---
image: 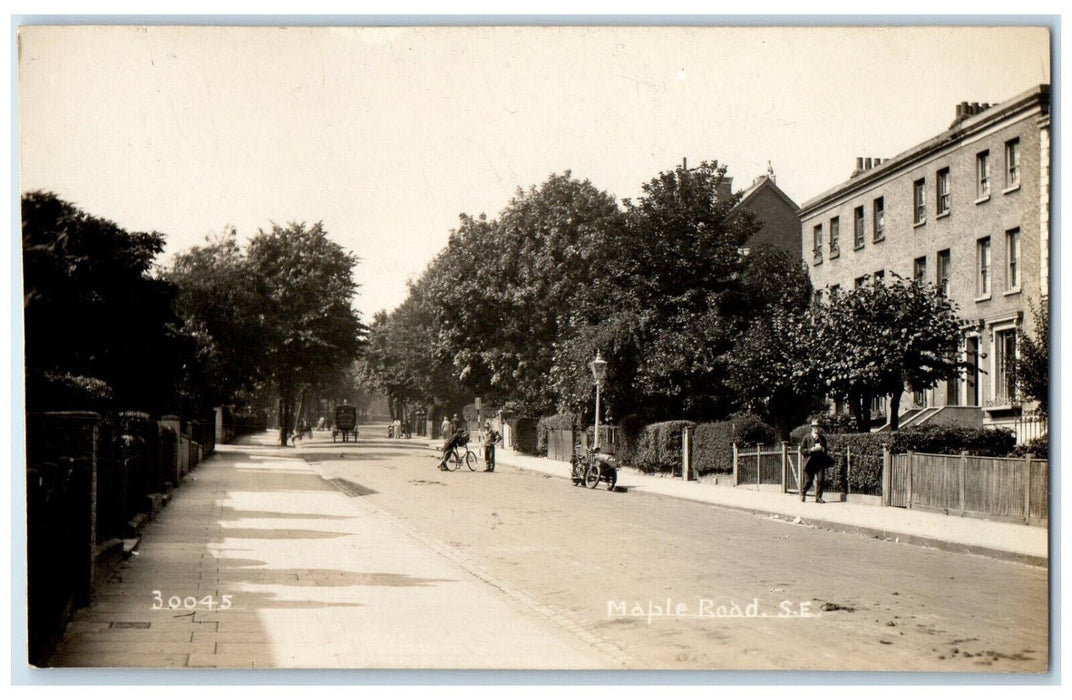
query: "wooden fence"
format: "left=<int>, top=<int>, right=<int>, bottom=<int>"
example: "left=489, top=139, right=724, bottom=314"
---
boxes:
left=885, top=450, right=1047, bottom=525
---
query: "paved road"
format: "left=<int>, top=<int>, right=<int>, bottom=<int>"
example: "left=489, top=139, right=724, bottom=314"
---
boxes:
left=308, top=428, right=1049, bottom=672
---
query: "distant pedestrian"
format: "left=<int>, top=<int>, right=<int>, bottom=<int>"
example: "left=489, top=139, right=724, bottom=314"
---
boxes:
left=440, top=416, right=451, bottom=440
left=451, top=413, right=461, bottom=434
left=800, top=419, right=830, bottom=503
left=482, top=422, right=501, bottom=472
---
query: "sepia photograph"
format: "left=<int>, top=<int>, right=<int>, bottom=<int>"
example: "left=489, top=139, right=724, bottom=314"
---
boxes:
left=13, top=19, right=1053, bottom=677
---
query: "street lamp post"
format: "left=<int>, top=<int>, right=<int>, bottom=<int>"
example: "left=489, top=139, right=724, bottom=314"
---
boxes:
left=590, top=351, right=608, bottom=450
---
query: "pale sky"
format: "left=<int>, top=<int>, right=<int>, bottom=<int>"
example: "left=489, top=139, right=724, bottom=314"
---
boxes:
left=16, top=24, right=1051, bottom=321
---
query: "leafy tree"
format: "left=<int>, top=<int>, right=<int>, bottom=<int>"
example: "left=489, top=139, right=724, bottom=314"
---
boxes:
left=169, top=221, right=367, bottom=445
left=421, top=174, right=625, bottom=417
left=1016, top=299, right=1049, bottom=415
left=613, top=160, right=762, bottom=419
left=168, top=228, right=267, bottom=411
left=22, top=191, right=191, bottom=415
left=819, top=276, right=965, bottom=431
left=728, top=307, right=826, bottom=440
left=244, top=222, right=367, bottom=445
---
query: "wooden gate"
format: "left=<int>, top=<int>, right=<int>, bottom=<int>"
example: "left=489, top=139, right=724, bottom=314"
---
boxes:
left=888, top=453, right=910, bottom=508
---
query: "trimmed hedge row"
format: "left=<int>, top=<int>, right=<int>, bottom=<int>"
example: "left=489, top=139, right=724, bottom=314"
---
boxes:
left=632, top=420, right=695, bottom=474
left=692, top=414, right=779, bottom=476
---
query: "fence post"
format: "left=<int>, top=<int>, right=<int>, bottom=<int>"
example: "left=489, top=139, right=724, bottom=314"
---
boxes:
left=796, top=446, right=803, bottom=495
left=959, top=451, right=968, bottom=516
left=1024, top=453, right=1034, bottom=524
left=781, top=441, right=789, bottom=494
left=906, top=450, right=914, bottom=509
left=882, top=446, right=890, bottom=506
left=756, top=445, right=761, bottom=489
left=732, top=443, right=738, bottom=486
left=681, top=425, right=690, bottom=481
left=845, top=446, right=851, bottom=502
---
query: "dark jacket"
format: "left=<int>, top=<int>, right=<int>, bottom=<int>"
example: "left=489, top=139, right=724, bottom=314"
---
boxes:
left=800, top=431, right=831, bottom=473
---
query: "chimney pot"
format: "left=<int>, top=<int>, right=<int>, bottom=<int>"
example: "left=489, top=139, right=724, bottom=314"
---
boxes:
left=864, top=157, right=872, bottom=169
left=856, top=157, right=864, bottom=169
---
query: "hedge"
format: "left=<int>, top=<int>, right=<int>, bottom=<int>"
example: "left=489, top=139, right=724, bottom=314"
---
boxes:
left=809, top=426, right=1020, bottom=495
left=632, top=420, right=695, bottom=474
left=511, top=417, right=540, bottom=456
left=691, top=413, right=778, bottom=476
left=616, top=414, right=646, bottom=463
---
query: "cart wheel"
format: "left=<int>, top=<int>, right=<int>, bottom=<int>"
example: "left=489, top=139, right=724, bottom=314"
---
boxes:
left=466, top=450, right=478, bottom=471
left=605, top=468, right=617, bottom=491
left=584, top=464, right=601, bottom=489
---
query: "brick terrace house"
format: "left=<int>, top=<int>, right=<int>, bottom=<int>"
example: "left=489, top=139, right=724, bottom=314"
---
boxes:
left=797, top=85, right=1050, bottom=439
left=732, top=165, right=802, bottom=258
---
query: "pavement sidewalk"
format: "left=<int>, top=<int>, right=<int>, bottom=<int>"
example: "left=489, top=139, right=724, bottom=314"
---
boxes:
left=45, top=432, right=612, bottom=669
left=423, top=438, right=1048, bottom=567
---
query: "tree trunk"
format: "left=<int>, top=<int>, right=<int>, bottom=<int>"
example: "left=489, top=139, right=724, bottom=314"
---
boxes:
left=860, top=391, right=873, bottom=432
left=888, top=389, right=903, bottom=431
left=277, top=385, right=294, bottom=447
left=850, top=392, right=867, bottom=432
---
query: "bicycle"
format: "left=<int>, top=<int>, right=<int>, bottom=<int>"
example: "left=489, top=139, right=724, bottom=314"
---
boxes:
left=441, top=443, right=479, bottom=471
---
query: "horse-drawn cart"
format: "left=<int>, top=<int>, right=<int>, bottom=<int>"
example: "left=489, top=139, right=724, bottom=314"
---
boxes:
left=332, top=404, right=359, bottom=442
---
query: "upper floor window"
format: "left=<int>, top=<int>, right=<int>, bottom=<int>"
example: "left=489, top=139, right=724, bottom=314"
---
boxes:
left=913, top=256, right=927, bottom=285
left=812, top=224, right=823, bottom=262
left=829, top=216, right=840, bottom=256
left=854, top=275, right=868, bottom=289
left=873, top=197, right=885, bottom=241
left=976, top=150, right=990, bottom=199
left=936, top=249, right=951, bottom=297
left=1006, top=228, right=1021, bottom=291
left=937, top=168, right=951, bottom=216
left=873, top=269, right=885, bottom=286
left=913, top=178, right=926, bottom=224
left=1005, top=138, right=1021, bottom=190
left=853, top=206, right=865, bottom=249
left=977, top=237, right=991, bottom=297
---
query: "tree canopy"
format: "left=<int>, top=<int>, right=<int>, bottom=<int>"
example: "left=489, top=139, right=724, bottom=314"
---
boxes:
left=22, top=191, right=191, bottom=415
left=169, top=222, right=367, bottom=444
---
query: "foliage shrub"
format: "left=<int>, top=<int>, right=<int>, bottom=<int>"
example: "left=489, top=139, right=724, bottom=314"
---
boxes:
left=512, top=417, right=539, bottom=456
left=616, top=414, right=646, bottom=464
left=25, top=371, right=115, bottom=414
left=796, top=425, right=1022, bottom=494
left=1009, top=435, right=1048, bottom=459
left=688, top=413, right=777, bottom=476
left=536, top=413, right=579, bottom=456
left=632, top=420, right=695, bottom=474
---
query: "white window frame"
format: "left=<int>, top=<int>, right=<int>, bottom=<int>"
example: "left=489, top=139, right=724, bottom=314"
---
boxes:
left=913, top=179, right=926, bottom=225
left=1005, top=228, right=1021, bottom=293
left=976, top=237, right=991, bottom=300
left=976, top=150, right=990, bottom=201
left=873, top=196, right=885, bottom=241
left=991, top=323, right=1018, bottom=405
left=1004, top=138, right=1021, bottom=191
left=937, top=167, right=951, bottom=216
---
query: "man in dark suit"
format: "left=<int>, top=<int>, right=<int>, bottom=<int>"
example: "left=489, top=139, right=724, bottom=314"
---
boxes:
left=800, top=419, right=830, bottom=503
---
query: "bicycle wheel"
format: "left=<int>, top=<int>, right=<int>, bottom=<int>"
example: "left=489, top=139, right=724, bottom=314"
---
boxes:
left=584, top=464, right=601, bottom=489
left=465, top=449, right=478, bottom=471
left=445, top=450, right=460, bottom=471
